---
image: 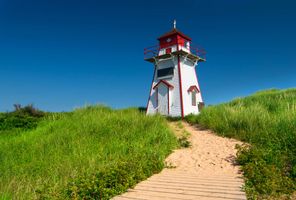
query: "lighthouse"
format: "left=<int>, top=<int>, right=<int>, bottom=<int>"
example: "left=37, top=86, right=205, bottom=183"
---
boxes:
left=145, top=21, right=206, bottom=118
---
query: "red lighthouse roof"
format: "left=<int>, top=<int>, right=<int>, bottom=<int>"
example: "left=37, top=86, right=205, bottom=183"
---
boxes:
left=158, top=28, right=191, bottom=41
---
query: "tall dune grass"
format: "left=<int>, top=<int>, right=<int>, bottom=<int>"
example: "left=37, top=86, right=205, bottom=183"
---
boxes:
left=185, top=89, right=296, bottom=198
left=0, top=106, right=177, bottom=199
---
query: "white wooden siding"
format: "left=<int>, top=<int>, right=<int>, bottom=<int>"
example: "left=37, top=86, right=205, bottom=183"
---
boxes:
left=147, top=55, right=202, bottom=117
left=181, top=58, right=203, bottom=116
left=147, top=57, right=181, bottom=117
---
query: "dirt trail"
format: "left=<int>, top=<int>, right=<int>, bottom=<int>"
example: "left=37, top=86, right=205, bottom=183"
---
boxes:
left=113, top=122, right=246, bottom=200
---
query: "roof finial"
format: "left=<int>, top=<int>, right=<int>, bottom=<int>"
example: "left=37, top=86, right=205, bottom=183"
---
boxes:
left=173, top=19, right=176, bottom=29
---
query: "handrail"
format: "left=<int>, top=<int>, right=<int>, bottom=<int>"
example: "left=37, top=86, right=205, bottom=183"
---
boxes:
left=144, top=42, right=206, bottom=60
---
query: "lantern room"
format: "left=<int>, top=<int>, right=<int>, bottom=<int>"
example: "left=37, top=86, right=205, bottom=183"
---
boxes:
left=157, top=28, right=192, bottom=56
left=144, top=22, right=206, bottom=63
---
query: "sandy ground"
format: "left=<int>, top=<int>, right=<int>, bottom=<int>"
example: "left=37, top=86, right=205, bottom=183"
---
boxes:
left=113, top=122, right=246, bottom=200
left=164, top=122, right=244, bottom=177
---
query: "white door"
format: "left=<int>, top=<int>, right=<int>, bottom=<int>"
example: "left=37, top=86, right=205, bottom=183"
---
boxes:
left=157, top=84, right=168, bottom=115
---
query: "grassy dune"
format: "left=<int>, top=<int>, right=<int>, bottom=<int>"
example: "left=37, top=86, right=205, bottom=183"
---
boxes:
left=186, top=89, right=296, bottom=199
left=0, top=106, right=177, bottom=199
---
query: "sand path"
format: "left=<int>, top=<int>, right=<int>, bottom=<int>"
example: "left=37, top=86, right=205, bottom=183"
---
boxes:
left=113, top=122, right=246, bottom=200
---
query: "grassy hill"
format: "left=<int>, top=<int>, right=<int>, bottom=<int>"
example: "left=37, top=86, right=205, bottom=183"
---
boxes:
left=186, top=89, right=296, bottom=199
left=0, top=106, right=178, bottom=199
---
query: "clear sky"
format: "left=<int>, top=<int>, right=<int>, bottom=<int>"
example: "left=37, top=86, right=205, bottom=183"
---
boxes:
left=0, top=0, right=295, bottom=112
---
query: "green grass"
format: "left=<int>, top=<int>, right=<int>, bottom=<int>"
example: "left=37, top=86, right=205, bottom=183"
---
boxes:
left=185, top=88, right=296, bottom=199
left=0, top=106, right=178, bottom=199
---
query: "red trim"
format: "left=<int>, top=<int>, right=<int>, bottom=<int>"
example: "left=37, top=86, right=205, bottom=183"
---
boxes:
left=187, top=85, right=200, bottom=93
left=146, top=65, right=156, bottom=114
left=167, top=87, right=170, bottom=115
left=177, top=55, right=184, bottom=118
left=153, top=80, right=174, bottom=90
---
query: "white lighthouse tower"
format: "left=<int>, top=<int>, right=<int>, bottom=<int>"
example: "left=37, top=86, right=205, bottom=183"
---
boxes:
left=145, top=21, right=206, bottom=118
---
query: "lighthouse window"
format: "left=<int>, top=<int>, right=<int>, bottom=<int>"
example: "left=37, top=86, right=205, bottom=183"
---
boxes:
left=191, top=91, right=197, bottom=106
left=185, top=41, right=190, bottom=49
left=157, top=67, right=174, bottom=78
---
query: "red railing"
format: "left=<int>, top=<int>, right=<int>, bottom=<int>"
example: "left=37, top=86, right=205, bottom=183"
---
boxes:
left=190, top=45, right=207, bottom=60
left=144, top=42, right=206, bottom=60
left=144, top=45, right=160, bottom=59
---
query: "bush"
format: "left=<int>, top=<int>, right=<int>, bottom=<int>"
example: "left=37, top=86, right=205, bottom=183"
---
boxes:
left=65, top=161, right=148, bottom=199
left=0, top=104, right=45, bottom=131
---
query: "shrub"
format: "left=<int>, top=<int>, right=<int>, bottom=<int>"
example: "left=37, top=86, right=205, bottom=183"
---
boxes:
left=0, top=104, right=45, bottom=131
left=65, top=161, right=147, bottom=199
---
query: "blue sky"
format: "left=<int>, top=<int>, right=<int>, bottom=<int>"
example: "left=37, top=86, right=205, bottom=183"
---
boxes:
left=0, top=0, right=295, bottom=111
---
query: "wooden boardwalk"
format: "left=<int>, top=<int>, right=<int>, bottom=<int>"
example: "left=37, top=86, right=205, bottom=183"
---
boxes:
left=113, top=171, right=246, bottom=200
left=113, top=123, right=246, bottom=200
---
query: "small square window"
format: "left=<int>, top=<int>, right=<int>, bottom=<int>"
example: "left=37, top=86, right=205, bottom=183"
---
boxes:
left=166, top=48, right=172, bottom=54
